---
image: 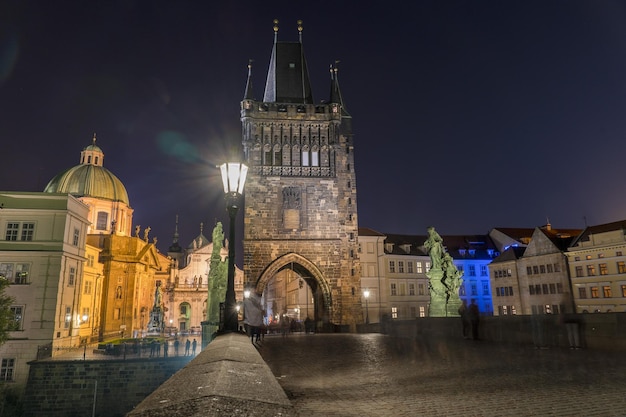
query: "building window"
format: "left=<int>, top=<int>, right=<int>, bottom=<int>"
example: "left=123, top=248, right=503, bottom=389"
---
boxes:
left=617, top=251, right=623, bottom=257
left=73, top=228, right=80, bottom=246
left=390, top=283, right=397, bottom=296
left=87, top=254, right=95, bottom=268
left=526, top=266, right=532, bottom=275
left=418, top=283, right=424, bottom=295
left=96, top=212, right=108, bottom=230
left=407, top=262, right=414, bottom=274
left=587, top=265, right=596, bottom=276
left=419, top=306, right=425, bottom=317
left=547, top=264, right=553, bottom=273
left=471, top=283, right=477, bottom=296
left=575, top=266, right=583, bottom=277
left=68, top=267, right=76, bottom=286
left=618, top=261, right=626, bottom=274
left=533, top=266, right=539, bottom=274
left=621, top=285, right=626, bottom=297
left=586, top=255, right=592, bottom=260
left=84, top=280, right=92, bottom=295
left=599, top=263, right=608, bottom=275
left=549, top=283, right=556, bottom=294
left=603, top=286, right=612, bottom=298
left=529, top=285, right=535, bottom=295
left=5, top=222, right=34, bottom=241
left=535, top=284, right=541, bottom=294
left=391, top=307, right=397, bottom=319
left=554, top=263, right=561, bottom=272
left=579, top=287, right=587, bottom=299
left=8, top=306, right=23, bottom=331
left=5, top=223, right=18, bottom=241
left=425, top=262, right=430, bottom=273
left=540, top=265, right=546, bottom=274
left=468, top=265, right=476, bottom=277
left=542, top=284, right=549, bottom=294
left=398, top=261, right=404, bottom=273
left=416, top=262, right=423, bottom=273
left=480, top=265, right=488, bottom=276
left=599, top=253, right=605, bottom=258
left=409, top=283, right=415, bottom=296
left=389, top=261, right=395, bottom=273
left=64, top=307, right=71, bottom=328
left=591, top=287, right=599, bottom=298
left=0, top=359, right=15, bottom=381
left=483, top=282, right=490, bottom=295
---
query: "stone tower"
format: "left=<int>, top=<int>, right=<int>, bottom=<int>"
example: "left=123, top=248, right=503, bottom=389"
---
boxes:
left=241, top=20, right=362, bottom=330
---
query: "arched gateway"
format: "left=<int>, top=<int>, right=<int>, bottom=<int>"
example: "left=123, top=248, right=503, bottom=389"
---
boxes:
left=241, top=21, right=363, bottom=331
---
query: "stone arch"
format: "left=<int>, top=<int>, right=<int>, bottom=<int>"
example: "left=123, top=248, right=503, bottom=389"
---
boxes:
left=252, top=252, right=332, bottom=325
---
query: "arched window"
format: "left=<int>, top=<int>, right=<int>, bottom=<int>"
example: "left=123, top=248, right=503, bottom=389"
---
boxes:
left=302, top=146, right=310, bottom=167
left=96, top=212, right=108, bottom=230
left=311, top=146, right=319, bottom=167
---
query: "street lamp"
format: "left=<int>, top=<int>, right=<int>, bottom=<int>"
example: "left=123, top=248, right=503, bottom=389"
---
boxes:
left=363, top=290, right=370, bottom=324
left=219, top=162, right=248, bottom=333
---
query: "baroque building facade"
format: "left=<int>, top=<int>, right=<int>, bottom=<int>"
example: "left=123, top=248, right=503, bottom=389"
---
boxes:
left=241, top=22, right=362, bottom=330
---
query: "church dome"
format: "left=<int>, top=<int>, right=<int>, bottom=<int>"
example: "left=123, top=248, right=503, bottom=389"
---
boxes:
left=44, top=135, right=130, bottom=205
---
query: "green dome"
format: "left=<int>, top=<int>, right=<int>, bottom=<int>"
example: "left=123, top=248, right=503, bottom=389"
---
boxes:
left=44, top=165, right=129, bottom=204
left=43, top=135, right=130, bottom=205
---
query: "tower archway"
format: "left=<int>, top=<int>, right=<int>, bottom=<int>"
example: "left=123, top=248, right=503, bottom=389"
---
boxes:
left=251, top=253, right=332, bottom=330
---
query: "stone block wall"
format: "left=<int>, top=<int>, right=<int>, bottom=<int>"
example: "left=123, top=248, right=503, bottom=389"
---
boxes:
left=386, top=312, right=626, bottom=350
left=22, top=357, right=190, bottom=417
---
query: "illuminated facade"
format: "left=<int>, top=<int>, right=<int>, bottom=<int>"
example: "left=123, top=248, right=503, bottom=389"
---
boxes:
left=0, top=192, right=91, bottom=387
left=565, top=219, right=626, bottom=313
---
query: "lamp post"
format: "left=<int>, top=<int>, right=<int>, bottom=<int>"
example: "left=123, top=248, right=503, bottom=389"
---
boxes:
left=219, top=162, right=248, bottom=333
left=363, top=290, right=370, bottom=324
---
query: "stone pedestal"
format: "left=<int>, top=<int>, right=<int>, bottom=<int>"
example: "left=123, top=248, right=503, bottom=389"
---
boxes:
left=427, top=269, right=448, bottom=317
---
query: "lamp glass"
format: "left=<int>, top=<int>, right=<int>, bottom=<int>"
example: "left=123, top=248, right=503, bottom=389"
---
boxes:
left=219, top=162, right=249, bottom=194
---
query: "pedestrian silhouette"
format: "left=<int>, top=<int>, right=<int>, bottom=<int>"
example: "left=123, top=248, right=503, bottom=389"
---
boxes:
left=468, top=299, right=480, bottom=340
left=191, top=338, right=197, bottom=355
left=163, top=340, right=169, bottom=357
left=185, top=339, right=191, bottom=356
left=174, top=339, right=180, bottom=356
left=458, top=300, right=470, bottom=339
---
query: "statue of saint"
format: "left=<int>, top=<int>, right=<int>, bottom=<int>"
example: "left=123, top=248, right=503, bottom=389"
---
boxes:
left=424, top=226, right=444, bottom=270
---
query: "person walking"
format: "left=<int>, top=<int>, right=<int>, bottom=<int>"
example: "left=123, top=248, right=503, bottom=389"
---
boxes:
left=163, top=340, right=169, bottom=357
left=173, top=339, right=180, bottom=356
left=191, top=338, right=197, bottom=355
left=184, top=339, right=191, bottom=356
left=458, top=300, right=470, bottom=339
left=468, top=299, right=480, bottom=340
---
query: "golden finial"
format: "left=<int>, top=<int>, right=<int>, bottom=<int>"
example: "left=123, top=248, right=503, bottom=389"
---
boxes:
left=273, top=19, right=279, bottom=33
left=92, top=132, right=97, bottom=145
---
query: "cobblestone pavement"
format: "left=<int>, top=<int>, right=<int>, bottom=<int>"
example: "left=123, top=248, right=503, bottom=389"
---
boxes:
left=257, top=333, right=626, bottom=417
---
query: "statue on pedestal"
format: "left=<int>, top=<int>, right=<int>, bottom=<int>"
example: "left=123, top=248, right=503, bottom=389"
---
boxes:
left=147, top=281, right=164, bottom=334
left=424, top=227, right=464, bottom=317
left=205, top=223, right=227, bottom=338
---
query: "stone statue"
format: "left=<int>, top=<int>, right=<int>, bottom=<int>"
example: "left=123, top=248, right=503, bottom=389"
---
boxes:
left=424, top=227, right=463, bottom=317
left=147, top=281, right=164, bottom=334
left=143, top=226, right=151, bottom=242
left=205, top=222, right=227, bottom=337
left=135, top=225, right=141, bottom=238
left=424, top=226, right=444, bottom=271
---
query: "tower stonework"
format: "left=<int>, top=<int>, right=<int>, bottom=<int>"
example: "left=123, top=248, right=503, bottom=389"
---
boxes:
left=241, top=22, right=362, bottom=330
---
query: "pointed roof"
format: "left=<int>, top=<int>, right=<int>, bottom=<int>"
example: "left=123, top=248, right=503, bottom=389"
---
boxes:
left=243, top=59, right=254, bottom=100
left=329, top=63, right=350, bottom=115
left=187, top=222, right=210, bottom=250
left=263, top=19, right=313, bottom=104
left=168, top=214, right=182, bottom=253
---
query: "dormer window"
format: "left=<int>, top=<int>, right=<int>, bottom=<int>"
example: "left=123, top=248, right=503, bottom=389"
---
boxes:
left=459, top=249, right=467, bottom=256
left=468, top=249, right=476, bottom=257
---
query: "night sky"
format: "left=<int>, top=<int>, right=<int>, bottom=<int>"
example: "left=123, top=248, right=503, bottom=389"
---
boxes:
left=2, top=1, right=626, bottom=255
